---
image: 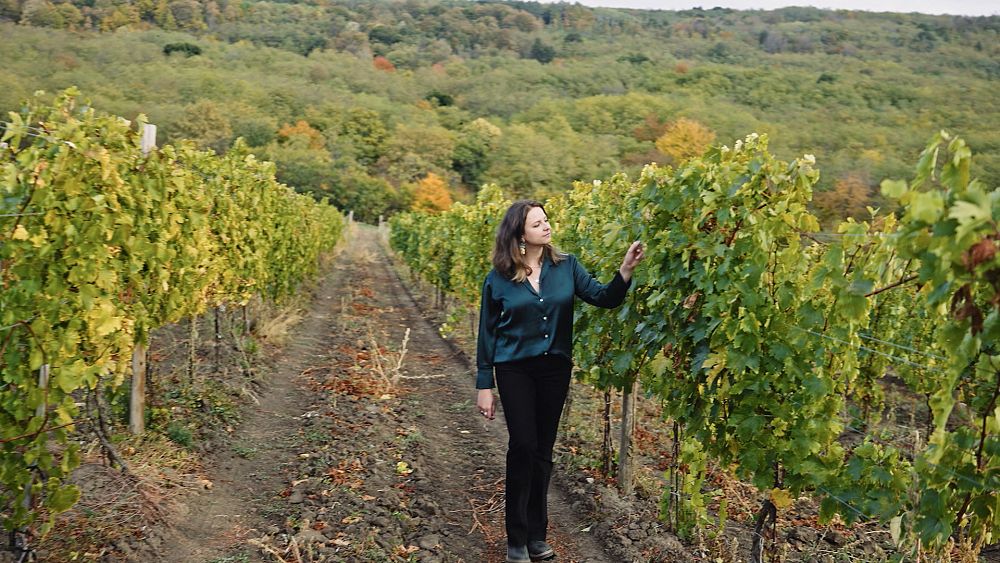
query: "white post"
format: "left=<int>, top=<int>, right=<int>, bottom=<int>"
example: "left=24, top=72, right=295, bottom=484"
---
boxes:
left=141, top=124, right=157, bottom=156
left=36, top=364, right=49, bottom=419
left=130, top=123, right=156, bottom=435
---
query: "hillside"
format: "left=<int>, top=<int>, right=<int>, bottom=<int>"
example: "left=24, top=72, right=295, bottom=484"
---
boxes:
left=1, top=0, right=997, bottom=221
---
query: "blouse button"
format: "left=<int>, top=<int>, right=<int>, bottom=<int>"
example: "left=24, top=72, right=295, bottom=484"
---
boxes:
left=539, top=298, right=544, bottom=302
left=544, top=334, right=549, bottom=338
left=543, top=316, right=548, bottom=320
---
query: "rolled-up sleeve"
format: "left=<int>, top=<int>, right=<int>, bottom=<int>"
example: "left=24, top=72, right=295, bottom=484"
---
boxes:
left=571, top=256, right=631, bottom=308
left=476, top=274, right=501, bottom=389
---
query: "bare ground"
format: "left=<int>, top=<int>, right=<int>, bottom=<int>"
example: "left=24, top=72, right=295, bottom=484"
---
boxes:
left=136, top=223, right=617, bottom=563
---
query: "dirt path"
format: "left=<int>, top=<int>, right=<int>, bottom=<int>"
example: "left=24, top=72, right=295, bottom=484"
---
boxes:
left=150, top=223, right=614, bottom=563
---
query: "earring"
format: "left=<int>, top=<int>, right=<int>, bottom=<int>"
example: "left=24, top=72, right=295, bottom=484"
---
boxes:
left=519, top=240, right=526, bottom=256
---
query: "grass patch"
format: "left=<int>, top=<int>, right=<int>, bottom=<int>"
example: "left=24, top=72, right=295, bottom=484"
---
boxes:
left=166, top=422, right=194, bottom=448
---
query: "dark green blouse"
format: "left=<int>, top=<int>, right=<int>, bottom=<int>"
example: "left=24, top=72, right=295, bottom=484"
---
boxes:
left=476, top=253, right=631, bottom=389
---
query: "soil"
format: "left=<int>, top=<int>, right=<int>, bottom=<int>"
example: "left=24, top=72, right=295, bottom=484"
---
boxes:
left=129, top=223, right=620, bottom=563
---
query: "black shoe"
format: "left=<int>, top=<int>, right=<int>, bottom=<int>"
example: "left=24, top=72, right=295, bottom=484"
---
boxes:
left=506, top=543, right=531, bottom=563
left=528, top=540, right=555, bottom=561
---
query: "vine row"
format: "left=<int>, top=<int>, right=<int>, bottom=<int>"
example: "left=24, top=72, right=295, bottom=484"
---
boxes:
left=0, top=89, right=345, bottom=533
left=389, top=131, right=998, bottom=559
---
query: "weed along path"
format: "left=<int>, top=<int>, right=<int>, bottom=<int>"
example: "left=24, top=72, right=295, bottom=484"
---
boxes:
left=152, top=223, right=614, bottom=563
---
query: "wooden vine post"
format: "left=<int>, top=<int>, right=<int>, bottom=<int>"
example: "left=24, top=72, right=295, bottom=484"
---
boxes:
left=617, top=377, right=638, bottom=495
left=129, top=123, right=156, bottom=435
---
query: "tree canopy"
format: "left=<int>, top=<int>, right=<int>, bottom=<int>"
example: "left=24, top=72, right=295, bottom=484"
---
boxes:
left=2, top=1, right=996, bottom=221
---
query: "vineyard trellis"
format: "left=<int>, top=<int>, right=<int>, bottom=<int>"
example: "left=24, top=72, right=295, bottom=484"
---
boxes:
left=0, top=89, right=345, bottom=548
left=389, top=131, right=998, bottom=561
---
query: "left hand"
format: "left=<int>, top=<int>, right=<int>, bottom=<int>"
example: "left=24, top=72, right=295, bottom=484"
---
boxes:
left=619, top=241, right=645, bottom=282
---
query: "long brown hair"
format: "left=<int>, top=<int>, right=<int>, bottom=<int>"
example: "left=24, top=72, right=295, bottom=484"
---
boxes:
left=493, top=200, right=564, bottom=282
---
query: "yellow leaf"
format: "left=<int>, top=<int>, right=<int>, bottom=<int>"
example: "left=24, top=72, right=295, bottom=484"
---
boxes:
left=770, top=488, right=793, bottom=510
left=11, top=224, right=29, bottom=240
left=87, top=300, right=122, bottom=338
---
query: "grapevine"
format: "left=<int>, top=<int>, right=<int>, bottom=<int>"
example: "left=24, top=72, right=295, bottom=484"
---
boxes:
left=389, top=130, right=998, bottom=559
left=0, top=89, right=344, bottom=533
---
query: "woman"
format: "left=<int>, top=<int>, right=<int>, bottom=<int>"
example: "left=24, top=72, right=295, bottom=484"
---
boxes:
left=476, top=200, right=644, bottom=563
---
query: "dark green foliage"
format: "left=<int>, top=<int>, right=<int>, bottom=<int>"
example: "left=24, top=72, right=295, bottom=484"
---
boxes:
left=163, top=42, right=202, bottom=56
left=425, top=91, right=454, bottom=107
left=232, top=117, right=277, bottom=148
left=618, top=53, right=650, bottom=64
left=368, top=25, right=402, bottom=45
left=528, top=38, right=555, bottom=63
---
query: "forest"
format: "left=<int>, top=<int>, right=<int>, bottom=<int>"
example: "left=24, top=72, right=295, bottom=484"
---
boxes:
left=1, top=0, right=997, bottom=222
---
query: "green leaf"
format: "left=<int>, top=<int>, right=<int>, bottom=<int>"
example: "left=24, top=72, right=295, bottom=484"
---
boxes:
left=948, top=199, right=990, bottom=225
left=819, top=496, right=839, bottom=523
left=802, top=374, right=829, bottom=399
left=47, top=484, right=80, bottom=513
left=29, top=346, right=44, bottom=371
left=53, top=361, right=85, bottom=394
left=880, top=179, right=908, bottom=199
left=908, top=191, right=945, bottom=224
left=648, top=353, right=670, bottom=378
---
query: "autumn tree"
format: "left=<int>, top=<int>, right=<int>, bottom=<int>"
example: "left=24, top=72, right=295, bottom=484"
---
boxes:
left=812, top=172, right=873, bottom=227
left=278, top=120, right=325, bottom=150
left=632, top=113, right=670, bottom=142
left=410, top=172, right=453, bottom=213
left=154, top=0, right=176, bottom=29
left=165, top=0, right=206, bottom=31
left=654, top=117, right=715, bottom=164
left=20, top=0, right=62, bottom=27
left=100, top=6, right=139, bottom=30
left=373, top=55, right=396, bottom=72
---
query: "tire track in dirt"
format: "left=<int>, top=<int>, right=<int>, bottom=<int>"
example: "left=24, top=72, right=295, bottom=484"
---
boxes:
left=146, top=254, right=353, bottom=562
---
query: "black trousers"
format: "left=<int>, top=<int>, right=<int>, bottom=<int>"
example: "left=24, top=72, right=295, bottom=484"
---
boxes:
left=495, top=354, right=572, bottom=546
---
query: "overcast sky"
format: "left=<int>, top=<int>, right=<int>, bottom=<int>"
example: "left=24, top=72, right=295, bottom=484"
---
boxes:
left=533, top=0, right=999, bottom=17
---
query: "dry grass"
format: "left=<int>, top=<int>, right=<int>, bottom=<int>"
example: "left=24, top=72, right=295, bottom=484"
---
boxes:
left=257, top=307, right=305, bottom=345
left=37, top=434, right=202, bottom=560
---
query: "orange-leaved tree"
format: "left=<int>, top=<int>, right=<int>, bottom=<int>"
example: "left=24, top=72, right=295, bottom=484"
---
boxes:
left=278, top=120, right=325, bottom=150
left=655, top=117, right=715, bottom=164
left=812, top=172, right=873, bottom=227
left=373, top=55, right=396, bottom=72
left=410, top=173, right=453, bottom=213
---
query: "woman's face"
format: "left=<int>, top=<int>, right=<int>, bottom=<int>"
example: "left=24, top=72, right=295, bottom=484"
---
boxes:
left=522, top=206, right=552, bottom=247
